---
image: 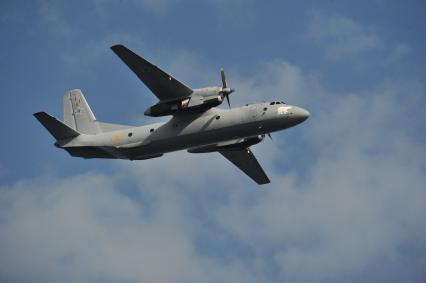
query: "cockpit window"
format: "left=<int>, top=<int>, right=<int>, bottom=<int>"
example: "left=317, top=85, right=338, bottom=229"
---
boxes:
left=276, top=101, right=281, bottom=104
left=270, top=102, right=275, bottom=105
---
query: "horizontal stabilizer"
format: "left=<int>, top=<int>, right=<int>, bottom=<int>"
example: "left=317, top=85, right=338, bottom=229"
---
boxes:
left=34, top=112, right=80, bottom=140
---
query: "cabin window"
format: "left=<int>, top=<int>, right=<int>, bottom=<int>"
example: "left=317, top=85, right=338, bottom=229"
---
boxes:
left=216, top=115, right=221, bottom=120
left=128, top=132, right=133, bottom=137
left=263, top=107, right=268, bottom=111
left=150, top=128, right=154, bottom=132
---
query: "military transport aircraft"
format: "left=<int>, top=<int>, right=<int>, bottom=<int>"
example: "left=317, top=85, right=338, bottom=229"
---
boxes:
left=34, top=45, right=309, bottom=184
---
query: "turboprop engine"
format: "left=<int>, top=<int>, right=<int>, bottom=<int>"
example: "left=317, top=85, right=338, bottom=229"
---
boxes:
left=143, top=92, right=223, bottom=117
left=144, top=68, right=234, bottom=117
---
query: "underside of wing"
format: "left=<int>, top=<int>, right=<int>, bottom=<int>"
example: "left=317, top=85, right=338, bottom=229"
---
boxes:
left=111, top=44, right=193, bottom=101
left=219, top=148, right=270, bottom=185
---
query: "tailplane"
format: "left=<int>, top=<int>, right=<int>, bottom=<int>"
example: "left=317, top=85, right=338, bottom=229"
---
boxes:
left=63, top=89, right=100, bottom=134
left=35, top=89, right=132, bottom=140
left=34, top=112, right=80, bottom=140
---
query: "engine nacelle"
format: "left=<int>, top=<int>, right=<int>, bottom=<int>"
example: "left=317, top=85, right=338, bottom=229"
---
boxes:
left=223, top=135, right=265, bottom=149
left=144, top=94, right=224, bottom=117
left=188, top=135, right=265, bottom=153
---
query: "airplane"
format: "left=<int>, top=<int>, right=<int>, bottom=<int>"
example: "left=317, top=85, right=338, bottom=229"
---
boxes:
left=34, top=45, right=309, bottom=185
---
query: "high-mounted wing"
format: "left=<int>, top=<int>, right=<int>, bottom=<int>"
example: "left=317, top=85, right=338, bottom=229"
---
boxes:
left=219, top=148, right=270, bottom=185
left=111, top=44, right=193, bottom=101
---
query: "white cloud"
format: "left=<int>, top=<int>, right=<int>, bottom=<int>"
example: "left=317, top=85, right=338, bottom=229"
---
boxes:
left=307, top=13, right=381, bottom=60
left=232, top=59, right=320, bottom=106
left=213, top=61, right=426, bottom=282
left=387, top=42, right=412, bottom=63
left=60, top=33, right=145, bottom=71
left=0, top=172, right=258, bottom=283
left=1, top=56, right=426, bottom=283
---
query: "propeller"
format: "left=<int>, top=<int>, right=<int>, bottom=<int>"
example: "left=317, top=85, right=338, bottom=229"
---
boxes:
left=219, top=68, right=234, bottom=108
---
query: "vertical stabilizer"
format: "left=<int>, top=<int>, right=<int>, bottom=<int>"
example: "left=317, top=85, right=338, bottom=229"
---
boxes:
left=63, top=89, right=100, bottom=134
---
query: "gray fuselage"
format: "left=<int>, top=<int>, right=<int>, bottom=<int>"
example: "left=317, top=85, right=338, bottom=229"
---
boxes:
left=60, top=102, right=309, bottom=160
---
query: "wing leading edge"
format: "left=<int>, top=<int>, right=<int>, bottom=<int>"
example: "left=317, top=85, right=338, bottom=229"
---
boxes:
left=111, top=45, right=193, bottom=101
left=219, top=148, right=270, bottom=185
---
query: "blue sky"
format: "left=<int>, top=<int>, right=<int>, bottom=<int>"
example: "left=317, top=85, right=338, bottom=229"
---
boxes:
left=1, top=1, right=426, bottom=282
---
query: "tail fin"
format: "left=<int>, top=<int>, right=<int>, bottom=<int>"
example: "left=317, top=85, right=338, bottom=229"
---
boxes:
left=63, top=89, right=100, bottom=134
left=34, top=112, right=80, bottom=140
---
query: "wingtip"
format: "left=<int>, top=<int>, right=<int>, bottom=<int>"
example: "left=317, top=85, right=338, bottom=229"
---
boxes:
left=257, top=175, right=271, bottom=185
left=110, top=44, right=124, bottom=51
left=33, top=111, right=45, bottom=117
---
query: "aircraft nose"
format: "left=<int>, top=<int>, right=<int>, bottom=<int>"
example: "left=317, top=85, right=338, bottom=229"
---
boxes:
left=293, top=107, right=310, bottom=123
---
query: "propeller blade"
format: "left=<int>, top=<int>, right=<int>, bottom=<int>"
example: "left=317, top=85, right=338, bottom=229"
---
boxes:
left=220, top=68, right=234, bottom=108
left=220, top=68, right=227, bottom=88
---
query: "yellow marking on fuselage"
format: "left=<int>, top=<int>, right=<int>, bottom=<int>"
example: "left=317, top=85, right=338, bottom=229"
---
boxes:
left=111, top=134, right=123, bottom=142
